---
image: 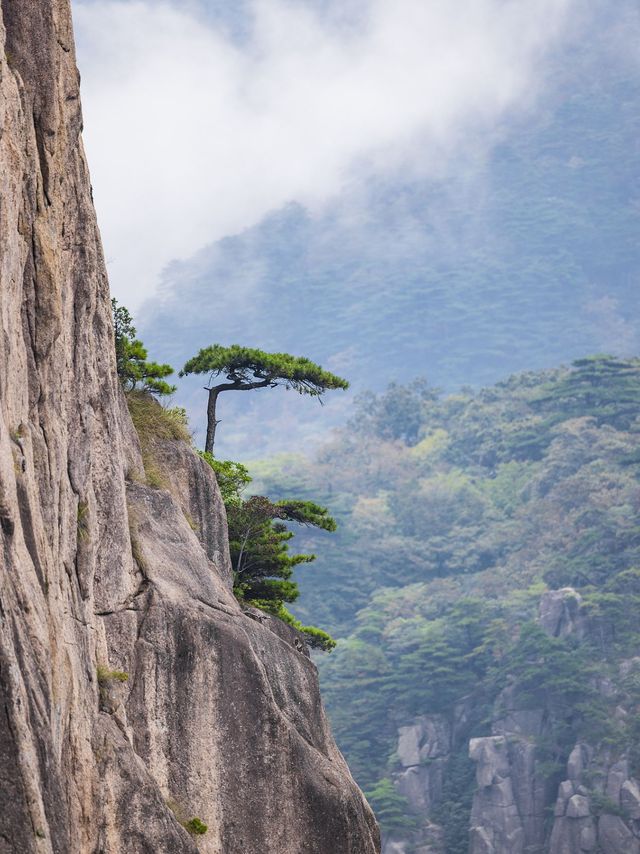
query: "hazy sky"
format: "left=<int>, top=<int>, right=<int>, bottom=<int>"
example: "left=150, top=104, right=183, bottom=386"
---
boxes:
left=73, top=0, right=576, bottom=308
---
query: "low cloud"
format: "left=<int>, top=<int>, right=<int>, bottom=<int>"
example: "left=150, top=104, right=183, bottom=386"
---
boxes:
left=73, top=0, right=574, bottom=306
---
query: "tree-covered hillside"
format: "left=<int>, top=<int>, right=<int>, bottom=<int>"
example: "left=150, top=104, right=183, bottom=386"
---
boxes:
left=249, top=355, right=640, bottom=851
left=139, top=8, right=640, bottom=458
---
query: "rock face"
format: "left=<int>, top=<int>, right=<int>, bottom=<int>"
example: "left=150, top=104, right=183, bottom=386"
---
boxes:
left=383, top=588, right=640, bottom=854
left=548, top=751, right=640, bottom=854
left=0, top=3, right=380, bottom=852
left=382, top=716, right=450, bottom=854
left=395, top=715, right=450, bottom=816
left=468, top=589, right=640, bottom=854
left=468, top=703, right=551, bottom=854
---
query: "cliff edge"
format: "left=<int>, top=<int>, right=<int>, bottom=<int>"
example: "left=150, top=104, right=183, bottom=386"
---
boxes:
left=0, top=2, right=380, bottom=852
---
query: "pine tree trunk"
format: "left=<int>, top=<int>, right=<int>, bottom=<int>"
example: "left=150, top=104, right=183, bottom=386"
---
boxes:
left=205, top=388, right=220, bottom=453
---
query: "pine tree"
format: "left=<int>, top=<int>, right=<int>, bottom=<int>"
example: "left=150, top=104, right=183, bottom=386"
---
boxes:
left=180, top=344, right=348, bottom=451
left=112, top=299, right=176, bottom=396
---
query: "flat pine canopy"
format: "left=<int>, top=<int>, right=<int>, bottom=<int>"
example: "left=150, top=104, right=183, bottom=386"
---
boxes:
left=180, top=345, right=349, bottom=396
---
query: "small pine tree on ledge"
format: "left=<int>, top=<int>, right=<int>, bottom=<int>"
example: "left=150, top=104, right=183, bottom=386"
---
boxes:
left=199, top=453, right=337, bottom=651
left=112, top=299, right=176, bottom=396
left=180, top=344, right=348, bottom=452
left=107, top=313, right=341, bottom=650
left=229, top=496, right=337, bottom=651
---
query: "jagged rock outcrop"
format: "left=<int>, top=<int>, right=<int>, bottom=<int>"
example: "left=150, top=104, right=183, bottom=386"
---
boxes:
left=468, top=714, right=549, bottom=854
left=0, top=3, right=379, bottom=852
left=469, top=589, right=640, bottom=854
left=548, top=717, right=640, bottom=854
left=382, top=716, right=450, bottom=854
left=383, top=587, right=640, bottom=854
left=538, top=587, right=584, bottom=640
left=470, top=727, right=640, bottom=854
left=395, top=715, right=450, bottom=816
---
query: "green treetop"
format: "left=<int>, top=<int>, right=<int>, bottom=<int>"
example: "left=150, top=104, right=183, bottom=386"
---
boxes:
left=180, top=344, right=349, bottom=452
left=227, top=495, right=337, bottom=651
left=198, top=452, right=337, bottom=651
left=112, top=299, right=176, bottom=396
left=533, top=354, right=640, bottom=429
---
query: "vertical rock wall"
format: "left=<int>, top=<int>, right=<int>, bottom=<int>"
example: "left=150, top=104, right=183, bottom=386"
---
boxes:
left=468, top=590, right=640, bottom=854
left=382, top=589, right=640, bottom=854
left=0, top=2, right=379, bottom=852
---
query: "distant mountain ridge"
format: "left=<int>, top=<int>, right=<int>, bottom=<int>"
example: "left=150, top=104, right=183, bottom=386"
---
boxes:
left=140, top=5, right=640, bottom=458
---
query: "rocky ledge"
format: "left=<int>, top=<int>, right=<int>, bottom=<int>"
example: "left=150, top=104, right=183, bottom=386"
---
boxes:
left=0, top=2, right=379, bottom=851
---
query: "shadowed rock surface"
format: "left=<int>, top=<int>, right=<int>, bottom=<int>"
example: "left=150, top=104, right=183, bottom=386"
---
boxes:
left=0, top=2, right=379, bottom=852
left=381, top=589, right=640, bottom=854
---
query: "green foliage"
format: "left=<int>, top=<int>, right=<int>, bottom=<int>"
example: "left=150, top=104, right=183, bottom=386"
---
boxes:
left=296, top=623, right=336, bottom=652
left=205, top=460, right=338, bottom=651
left=365, top=779, right=418, bottom=835
left=349, top=380, right=439, bottom=446
left=493, top=622, right=593, bottom=712
left=255, top=360, right=640, bottom=637
left=184, top=817, right=208, bottom=836
left=126, top=391, right=191, bottom=488
left=532, top=355, right=640, bottom=431
left=627, top=712, right=640, bottom=779
left=228, top=495, right=336, bottom=613
left=180, top=344, right=348, bottom=396
left=181, top=344, right=348, bottom=451
left=365, top=597, right=493, bottom=722
left=489, top=622, right=615, bottom=763
left=166, top=801, right=208, bottom=836
left=126, top=392, right=191, bottom=443
left=589, top=792, right=629, bottom=819
left=251, top=358, right=640, bottom=841
left=77, top=500, right=89, bottom=541
left=275, top=605, right=336, bottom=651
left=198, top=452, right=251, bottom=506
left=582, top=568, right=640, bottom=656
left=431, top=748, right=476, bottom=854
left=112, top=299, right=176, bottom=396
left=274, top=500, right=337, bottom=532
left=96, top=666, right=129, bottom=685
left=317, top=638, right=395, bottom=786
left=480, top=461, right=536, bottom=517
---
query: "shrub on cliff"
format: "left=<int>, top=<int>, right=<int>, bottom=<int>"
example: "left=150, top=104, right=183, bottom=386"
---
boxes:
left=228, top=496, right=334, bottom=606
left=227, top=496, right=337, bottom=651
left=127, top=392, right=190, bottom=487
left=112, top=299, right=176, bottom=396
left=199, top=452, right=336, bottom=650
left=364, top=778, right=417, bottom=834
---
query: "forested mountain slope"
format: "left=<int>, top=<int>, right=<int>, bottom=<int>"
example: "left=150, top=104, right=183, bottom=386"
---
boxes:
left=139, top=4, right=640, bottom=458
left=250, top=355, right=640, bottom=853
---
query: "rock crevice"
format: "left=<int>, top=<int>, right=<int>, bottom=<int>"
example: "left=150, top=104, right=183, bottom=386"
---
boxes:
left=0, top=3, right=380, bottom=852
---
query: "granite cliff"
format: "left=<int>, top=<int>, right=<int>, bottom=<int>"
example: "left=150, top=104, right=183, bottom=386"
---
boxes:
left=467, top=589, right=640, bottom=854
left=0, top=2, right=379, bottom=852
left=382, top=589, right=640, bottom=854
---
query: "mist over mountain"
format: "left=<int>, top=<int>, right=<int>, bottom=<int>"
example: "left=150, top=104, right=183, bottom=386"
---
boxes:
left=134, top=1, right=639, bottom=458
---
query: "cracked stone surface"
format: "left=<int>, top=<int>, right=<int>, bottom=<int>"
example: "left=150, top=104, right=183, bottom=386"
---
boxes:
left=468, top=595, right=640, bottom=854
left=0, top=2, right=380, bottom=852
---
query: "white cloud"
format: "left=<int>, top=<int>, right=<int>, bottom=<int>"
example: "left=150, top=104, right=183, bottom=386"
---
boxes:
left=73, top=0, right=574, bottom=307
